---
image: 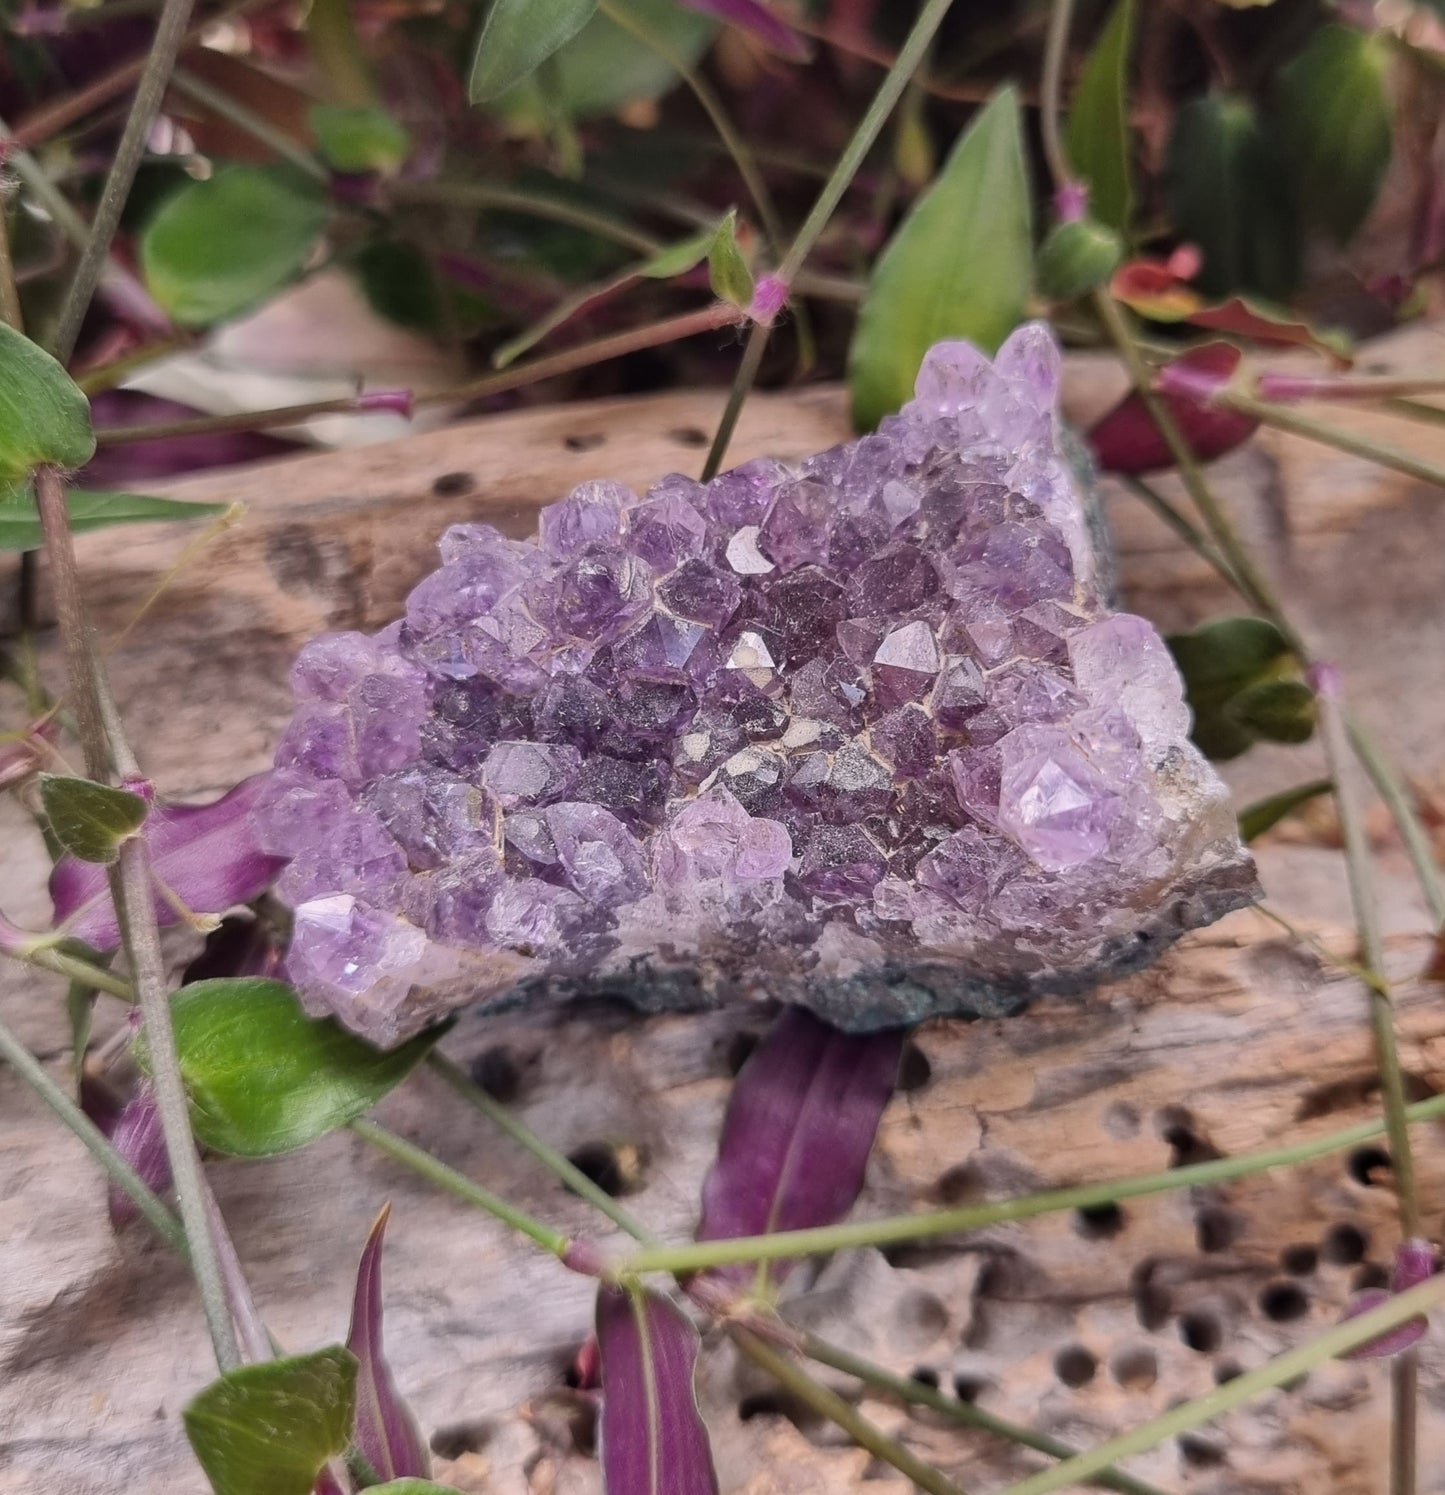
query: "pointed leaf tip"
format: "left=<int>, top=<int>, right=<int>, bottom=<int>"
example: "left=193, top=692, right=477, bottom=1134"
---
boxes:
left=596, top=1285, right=719, bottom=1495
left=696, top=1007, right=903, bottom=1287
left=468, top=0, right=598, bottom=102
left=347, top=1206, right=431, bottom=1482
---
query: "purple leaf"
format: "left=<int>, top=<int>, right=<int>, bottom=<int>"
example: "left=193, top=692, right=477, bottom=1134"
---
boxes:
left=695, top=1008, right=902, bottom=1287
left=678, top=0, right=809, bottom=59
left=596, top=1284, right=719, bottom=1495
left=49, top=774, right=285, bottom=950
left=346, top=1206, right=431, bottom=1482
left=107, top=1083, right=172, bottom=1232
left=1341, top=1238, right=1439, bottom=1359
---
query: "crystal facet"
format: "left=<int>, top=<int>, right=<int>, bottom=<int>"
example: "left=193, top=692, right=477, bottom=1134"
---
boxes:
left=260, top=324, right=1256, bottom=1044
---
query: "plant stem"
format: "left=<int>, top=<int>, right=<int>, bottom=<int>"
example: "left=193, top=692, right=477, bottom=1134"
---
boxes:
left=14, top=942, right=136, bottom=1000
left=348, top=1118, right=573, bottom=1259
left=92, top=392, right=396, bottom=445
left=0, top=203, right=22, bottom=331
left=617, top=1090, right=1445, bottom=1277
left=732, top=1328, right=969, bottom=1495
left=0, top=1009, right=188, bottom=1256
left=169, top=68, right=329, bottom=183
left=988, top=1273, right=1445, bottom=1495
left=701, top=0, right=960, bottom=478
left=49, top=0, right=198, bottom=363
left=1120, top=476, right=1242, bottom=591
left=800, top=1334, right=1169, bottom=1495
left=425, top=1052, right=659, bottom=1245
left=1038, top=0, right=1078, bottom=189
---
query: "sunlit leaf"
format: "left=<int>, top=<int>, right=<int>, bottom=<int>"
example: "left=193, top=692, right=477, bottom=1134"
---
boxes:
left=0, top=480, right=227, bottom=551
left=347, top=1208, right=431, bottom=1482
left=468, top=0, right=598, bottom=103
left=0, top=321, right=95, bottom=476
left=596, top=1285, right=719, bottom=1495
left=40, top=775, right=148, bottom=864
left=310, top=104, right=411, bottom=174
left=1238, top=778, right=1332, bottom=842
left=850, top=87, right=1032, bottom=430
left=184, top=1348, right=357, bottom=1495
left=50, top=774, right=284, bottom=950
left=1278, top=25, right=1392, bottom=245
left=1066, top=0, right=1135, bottom=233
left=1165, top=94, right=1299, bottom=300
left=696, top=1007, right=902, bottom=1288
left=141, top=165, right=329, bottom=327
left=151, top=978, right=441, bottom=1157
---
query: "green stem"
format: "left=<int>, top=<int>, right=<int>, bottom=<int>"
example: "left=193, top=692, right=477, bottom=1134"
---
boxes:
left=0, top=1010, right=187, bottom=1255
left=425, top=1052, right=659, bottom=1246
left=801, top=1335, right=1169, bottom=1495
left=1038, top=0, right=1078, bottom=188
left=732, top=1328, right=970, bottom=1495
left=92, top=392, right=391, bottom=445
left=1120, top=475, right=1243, bottom=590
left=169, top=68, right=329, bottom=183
left=348, top=1118, right=573, bottom=1259
left=49, top=0, right=198, bottom=362
left=616, top=1090, right=1445, bottom=1277
left=989, top=1273, right=1445, bottom=1495
left=15, top=942, right=136, bottom=1000
left=701, top=0, right=960, bottom=478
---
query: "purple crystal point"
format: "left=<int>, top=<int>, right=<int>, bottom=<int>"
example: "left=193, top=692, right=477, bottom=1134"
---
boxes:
left=261, top=323, right=1256, bottom=1044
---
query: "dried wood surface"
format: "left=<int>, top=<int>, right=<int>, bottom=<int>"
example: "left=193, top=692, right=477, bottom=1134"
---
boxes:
left=3, top=327, right=1445, bottom=1494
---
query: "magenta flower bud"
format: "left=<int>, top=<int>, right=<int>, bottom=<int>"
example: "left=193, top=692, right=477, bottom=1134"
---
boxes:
left=354, top=388, right=414, bottom=418
left=1306, top=661, right=1343, bottom=699
left=1054, top=179, right=1089, bottom=224
left=747, top=274, right=789, bottom=325
left=562, top=1238, right=607, bottom=1277
left=1340, top=1238, right=1439, bottom=1359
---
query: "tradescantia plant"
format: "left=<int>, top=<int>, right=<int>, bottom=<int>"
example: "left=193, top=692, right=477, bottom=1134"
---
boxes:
left=3, top=1, right=1445, bottom=1493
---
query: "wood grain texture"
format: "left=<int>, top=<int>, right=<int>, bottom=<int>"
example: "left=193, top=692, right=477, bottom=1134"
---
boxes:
left=2, top=330, right=1444, bottom=1494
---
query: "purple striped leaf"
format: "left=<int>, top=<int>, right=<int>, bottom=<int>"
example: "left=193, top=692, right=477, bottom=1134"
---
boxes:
left=596, top=1285, right=719, bottom=1495
left=346, top=1206, right=431, bottom=1483
left=695, top=1008, right=902, bottom=1287
left=678, top=0, right=809, bottom=59
left=106, top=1082, right=172, bottom=1232
left=49, top=774, right=284, bottom=950
left=1342, top=1239, right=1438, bottom=1360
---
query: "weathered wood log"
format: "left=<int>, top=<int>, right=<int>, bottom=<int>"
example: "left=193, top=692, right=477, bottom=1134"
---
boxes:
left=2, top=329, right=1444, bottom=1494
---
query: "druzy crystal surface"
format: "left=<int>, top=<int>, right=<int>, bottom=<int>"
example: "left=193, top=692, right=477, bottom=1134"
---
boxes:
left=257, top=323, right=1256, bottom=1045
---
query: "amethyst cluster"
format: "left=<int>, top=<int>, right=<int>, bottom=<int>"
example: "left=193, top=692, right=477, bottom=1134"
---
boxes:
left=255, top=324, right=1256, bottom=1046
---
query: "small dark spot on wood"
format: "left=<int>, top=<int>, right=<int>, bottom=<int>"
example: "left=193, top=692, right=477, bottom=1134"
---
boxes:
left=897, top=1041, right=931, bottom=1092
left=431, top=470, right=476, bottom=497
left=1054, top=1345, right=1097, bottom=1387
left=1110, top=1346, right=1158, bottom=1390
left=1157, top=1105, right=1222, bottom=1167
left=1179, top=1311, right=1222, bottom=1353
left=1178, top=1433, right=1227, bottom=1468
left=738, top=1391, right=822, bottom=1431
left=1195, top=1206, right=1242, bottom=1254
left=566, top=1141, right=638, bottom=1197
left=951, top=1374, right=989, bottom=1403
left=469, top=1045, right=522, bottom=1103
left=1322, top=1222, right=1369, bottom=1265
left=909, top=1365, right=940, bottom=1390
left=1075, top=1202, right=1125, bottom=1239
left=1281, top=1243, right=1319, bottom=1276
left=1348, top=1145, right=1392, bottom=1186
left=1132, top=1262, right=1170, bottom=1330
left=1352, top=1262, right=1391, bottom=1291
left=1259, top=1281, right=1309, bottom=1321
left=1214, top=1359, right=1243, bottom=1385
left=1102, top=1101, right=1140, bottom=1139
left=564, top=432, right=606, bottom=452
left=669, top=426, right=709, bottom=448
left=431, top=1418, right=494, bottom=1458
left=935, top=1162, right=985, bottom=1206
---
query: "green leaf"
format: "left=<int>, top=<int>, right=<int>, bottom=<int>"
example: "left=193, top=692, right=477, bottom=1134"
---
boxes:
left=40, top=775, right=149, bottom=864
left=184, top=1348, right=357, bottom=1495
left=1066, top=0, right=1136, bottom=233
left=0, top=481, right=227, bottom=551
left=706, top=209, right=754, bottom=308
left=0, top=321, right=95, bottom=475
left=468, top=0, right=598, bottom=103
left=1277, top=25, right=1392, bottom=245
left=309, top=104, right=411, bottom=174
left=155, top=978, right=441, bottom=1157
left=640, top=224, right=721, bottom=280
left=1167, top=615, right=1292, bottom=697
left=849, top=88, right=1032, bottom=432
left=141, top=165, right=329, bottom=327
left=1228, top=676, right=1317, bottom=744
left=1165, top=94, right=1299, bottom=301
left=1239, top=778, right=1332, bottom=842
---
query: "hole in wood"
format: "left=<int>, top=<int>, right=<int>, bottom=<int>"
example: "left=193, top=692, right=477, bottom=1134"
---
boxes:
left=1131, top=1262, right=1171, bottom=1330
left=897, top=1041, right=932, bottom=1092
left=1179, top=1310, right=1223, bottom=1353
left=1352, top=1262, right=1391, bottom=1291
left=564, top=432, right=606, bottom=452
left=469, top=1045, right=522, bottom=1103
left=1213, top=1359, right=1243, bottom=1385
left=1321, top=1222, right=1370, bottom=1265
left=935, top=1162, right=986, bottom=1206
left=1075, top=1202, right=1125, bottom=1240
left=1109, top=1346, right=1158, bottom=1390
left=951, top=1373, right=990, bottom=1404
left=1156, top=1105, right=1222, bottom=1166
left=1281, top=1243, right=1319, bottom=1276
left=1178, top=1433, right=1227, bottom=1468
left=1195, top=1205, right=1242, bottom=1254
left=1259, top=1281, right=1309, bottom=1322
left=895, top=1288, right=949, bottom=1343
left=430, top=1418, right=494, bottom=1458
left=738, top=1391, right=824, bottom=1432
left=431, top=470, right=476, bottom=497
left=669, top=426, right=710, bottom=448
left=1347, top=1145, right=1392, bottom=1186
left=909, top=1365, right=940, bottom=1390
left=566, top=1141, right=640, bottom=1197
left=1054, top=1345, right=1097, bottom=1388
